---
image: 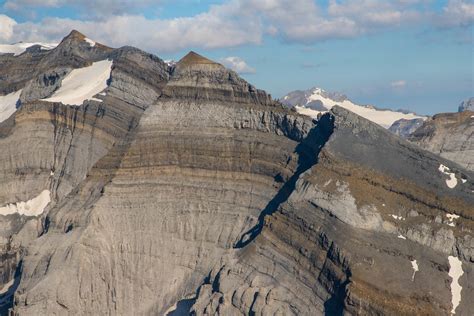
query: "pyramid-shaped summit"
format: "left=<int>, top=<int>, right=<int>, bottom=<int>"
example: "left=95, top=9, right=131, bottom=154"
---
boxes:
left=177, top=51, right=220, bottom=67
left=59, top=29, right=88, bottom=45
left=56, top=30, right=111, bottom=51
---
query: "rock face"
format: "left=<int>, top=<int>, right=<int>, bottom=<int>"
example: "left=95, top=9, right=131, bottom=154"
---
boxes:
left=409, top=111, right=474, bottom=171
left=389, top=117, right=425, bottom=138
left=458, top=97, right=474, bottom=112
left=0, top=31, right=473, bottom=316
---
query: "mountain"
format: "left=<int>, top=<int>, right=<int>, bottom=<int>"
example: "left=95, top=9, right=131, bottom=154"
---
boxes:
left=0, top=31, right=472, bottom=315
left=280, top=87, right=426, bottom=128
left=388, top=117, right=425, bottom=138
left=458, top=97, right=474, bottom=112
left=0, top=42, right=57, bottom=57
left=409, top=111, right=474, bottom=171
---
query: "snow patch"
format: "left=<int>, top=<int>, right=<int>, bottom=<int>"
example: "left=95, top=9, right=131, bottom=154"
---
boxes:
left=461, top=178, right=467, bottom=184
left=0, top=42, right=56, bottom=56
left=84, top=37, right=96, bottom=47
left=164, top=59, right=176, bottom=67
left=438, top=164, right=458, bottom=189
left=43, top=60, right=113, bottom=106
left=446, top=213, right=460, bottom=227
left=397, top=234, right=406, bottom=240
left=448, top=256, right=463, bottom=314
left=293, top=87, right=425, bottom=128
left=294, top=105, right=323, bottom=118
left=410, top=259, right=418, bottom=281
left=0, top=90, right=22, bottom=123
left=391, top=214, right=405, bottom=221
left=0, top=190, right=51, bottom=216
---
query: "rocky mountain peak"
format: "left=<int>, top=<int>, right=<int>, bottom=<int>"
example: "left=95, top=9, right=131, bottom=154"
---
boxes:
left=59, top=30, right=109, bottom=50
left=310, top=87, right=348, bottom=103
left=63, top=29, right=87, bottom=40
left=177, top=51, right=219, bottom=67
left=164, top=51, right=273, bottom=105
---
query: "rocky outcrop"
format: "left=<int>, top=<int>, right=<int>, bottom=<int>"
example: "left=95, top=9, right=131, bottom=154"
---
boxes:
left=0, top=31, right=472, bottom=316
left=458, top=97, right=473, bottom=112
left=409, top=111, right=474, bottom=171
left=388, top=117, right=425, bottom=138
left=190, top=107, right=473, bottom=316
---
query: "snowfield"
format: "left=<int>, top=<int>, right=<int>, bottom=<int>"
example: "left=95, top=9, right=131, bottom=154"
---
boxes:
left=438, top=164, right=458, bottom=189
left=43, top=59, right=113, bottom=106
left=0, top=190, right=51, bottom=216
left=0, top=42, right=57, bottom=56
left=410, top=259, right=418, bottom=281
left=0, top=90, right=22, bottom=123
left=290, top=88, right=425, bottom=128
left=448, top=256, right=464, bottom=314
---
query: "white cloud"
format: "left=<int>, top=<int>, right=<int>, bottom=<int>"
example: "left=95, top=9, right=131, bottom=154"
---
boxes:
left=0, top=0, right=470, bottom=52
left=391, top=80, right=407, bottom=88
left=8, top=12, right=262, bottom=53
left=220, top=57, right=256, bottom=74
left=3, top=0, right=159, bottom=16
left=328, top=0, right=422, bottom=28
left=438, top=0, right=474, bottom=27
left=0, top=14, right=17, bottom=42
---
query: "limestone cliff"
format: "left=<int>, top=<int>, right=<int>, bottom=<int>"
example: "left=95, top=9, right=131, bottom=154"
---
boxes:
left=409, top=111, right=474, bottom=171
left=0, top=31, right=472, bottom=316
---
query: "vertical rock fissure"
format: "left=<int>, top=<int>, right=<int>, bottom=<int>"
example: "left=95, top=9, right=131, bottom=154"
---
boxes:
left=0, top=260, right=22, bottom=315
left=235, top=113, right=335, bottom=248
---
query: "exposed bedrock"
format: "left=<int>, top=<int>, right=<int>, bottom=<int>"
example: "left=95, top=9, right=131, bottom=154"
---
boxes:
left=409, top=111, right=474, bottom=171
left=11, top=98, right=316, bottom=315
left=0, top=33, right=171, bottom=315
left=190, top=107, right=473, bottom=316
left=0, top=33, right=472, bottom=316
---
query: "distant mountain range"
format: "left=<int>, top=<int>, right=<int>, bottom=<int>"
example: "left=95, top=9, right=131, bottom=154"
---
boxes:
left=280, top=87, right=426, bottom=128
left=0, top=42, right=57, bottom=56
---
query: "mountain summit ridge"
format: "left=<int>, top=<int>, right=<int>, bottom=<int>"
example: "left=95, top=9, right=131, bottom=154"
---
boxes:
left=281, top=86, right=426, bottom=128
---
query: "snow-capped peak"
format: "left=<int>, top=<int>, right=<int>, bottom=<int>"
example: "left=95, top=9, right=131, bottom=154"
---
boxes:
left=0, top=42, right=57, bottom=56
left=281, top=86, right=426, bottom=128
left=165, top=60, right=177, bottom=67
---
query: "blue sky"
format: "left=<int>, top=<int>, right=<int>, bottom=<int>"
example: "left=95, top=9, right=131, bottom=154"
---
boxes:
left=0, top=0, right=472, bottom=114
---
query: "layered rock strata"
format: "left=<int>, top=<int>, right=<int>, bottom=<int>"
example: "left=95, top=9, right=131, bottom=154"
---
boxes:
left=0, top=31, right=472, bottom=316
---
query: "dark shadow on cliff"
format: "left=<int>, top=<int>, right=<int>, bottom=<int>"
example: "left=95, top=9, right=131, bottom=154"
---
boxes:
left=235, top=113, right=335, bottom=248
left=165, top=297, right=196, bottom=316
left=0, top=260, right=22, bottom=316
left=323, top=276, right=351, bottom=316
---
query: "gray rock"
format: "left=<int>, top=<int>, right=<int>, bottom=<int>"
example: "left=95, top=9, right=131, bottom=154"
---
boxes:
left=388, top=117, right=425, bottom=138
left=409, top=111, right=474, bottom=170
left=458, top=97, right=474, bottom=112
left=0, top=31, right=472, bottom=316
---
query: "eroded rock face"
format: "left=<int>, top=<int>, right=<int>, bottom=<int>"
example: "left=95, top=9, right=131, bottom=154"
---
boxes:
left=191, top=107, right=473, bottom=316
left=409, top=111, right=474, bottom=171
left=388, top=117, right=425, bottom=138
left=0, top=31, right=472, bottom=316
